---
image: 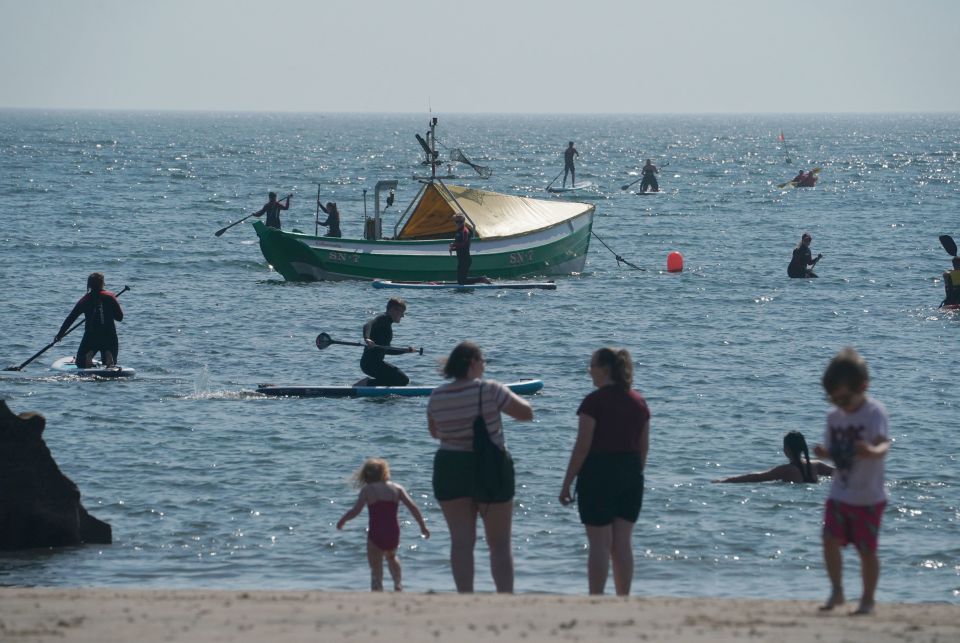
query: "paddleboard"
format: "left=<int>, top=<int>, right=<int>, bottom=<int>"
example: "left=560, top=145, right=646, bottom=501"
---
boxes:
left=257, top=379, right=544, bottom=398
left=371, top=280, right=556, bottom=290
left=635, top=189, right=666, bottom=195
left=940, top=303, right=960, bottom=310
left=547, top=181, right=593, bottom=193
left=51, top=356, right=135, bottom=378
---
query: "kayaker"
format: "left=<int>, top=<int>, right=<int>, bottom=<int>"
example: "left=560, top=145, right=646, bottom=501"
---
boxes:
left=639, top=159, right=659, bottom=193
left=449, top=213, right=492, bottom=285
left=318, top=201, right=342, bottom=238
left=797, top=171, right=818, bottom=187
left=253, top=191, right=290, bottom=230
left=790, top=170, right=807, bottom=186
left=55, top=272, right=124, bottom=368
left=357, top=298, right=416, bottom=387
left=943, top=256, right=960, bottom=306
left=787, top=232, right=822, bottom=278
left=562, top=141, right=579, bottom=188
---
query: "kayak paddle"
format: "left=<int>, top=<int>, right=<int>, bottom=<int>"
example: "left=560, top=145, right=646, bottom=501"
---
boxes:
left=939, top=234, right=957, bottom=257
left=315, top=332, right=423, bottom=355
left=4, top=285, right=130, bottom=371
left=215, top=194, right=292, bottom=237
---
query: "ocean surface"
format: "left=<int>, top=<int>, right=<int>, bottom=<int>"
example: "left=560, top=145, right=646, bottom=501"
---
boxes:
left=0, top=110, right=957, bottom=603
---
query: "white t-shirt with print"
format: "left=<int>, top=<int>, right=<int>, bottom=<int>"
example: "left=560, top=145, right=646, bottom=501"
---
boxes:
left=823, top=396, right=889, bottom=505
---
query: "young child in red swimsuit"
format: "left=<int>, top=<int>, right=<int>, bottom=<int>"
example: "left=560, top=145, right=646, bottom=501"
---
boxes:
left=337, top=458, right=430, bottom=591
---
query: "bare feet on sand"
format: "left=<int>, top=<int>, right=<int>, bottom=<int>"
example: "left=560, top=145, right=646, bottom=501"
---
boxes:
left=818, top=588, right=845, bottom=611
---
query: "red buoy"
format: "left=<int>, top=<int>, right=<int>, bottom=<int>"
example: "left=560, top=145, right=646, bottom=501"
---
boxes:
left=667, top=251, right=684, bottom=273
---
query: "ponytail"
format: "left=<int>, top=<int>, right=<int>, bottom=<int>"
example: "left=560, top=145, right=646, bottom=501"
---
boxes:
left=783, top=431, right=813, bottom=483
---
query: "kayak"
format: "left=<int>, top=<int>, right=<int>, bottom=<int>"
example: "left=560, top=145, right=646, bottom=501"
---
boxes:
left=372, top=280, right=556, bottom=290
left=51, top=356, right=135, bottom=378
left=547, top=181, right=593, bottom=193
left=257, top=379, right=544, bottom=398
left=941, top=303, right=960, bottom=310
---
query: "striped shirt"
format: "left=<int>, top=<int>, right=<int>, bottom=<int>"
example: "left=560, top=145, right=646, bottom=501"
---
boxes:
left=427, top=379, right=512, bottom=452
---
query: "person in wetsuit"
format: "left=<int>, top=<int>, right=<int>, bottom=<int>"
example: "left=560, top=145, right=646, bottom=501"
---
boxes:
left=639, top=159, right=660, bottom=193
left=943, top=256, right=960, bottom=306
left=253, top=191, right=290, bottom=229
left=563, top=141, right=579, bottom=188
left=318, top=201, right=342, bottom=238
left=55, top=272, right=124, bottom=368
left=358, top=298, right=416, bottom=387
left=448, top=213, right=492, bottom=285
left=787, top=232, right=822, bottom=278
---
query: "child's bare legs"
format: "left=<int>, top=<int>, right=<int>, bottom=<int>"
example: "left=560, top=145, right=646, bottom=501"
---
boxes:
left=439, top=498, right=478, bottom=592
left=479, top=501, right=513, bottom=593
left=385, top=550, right=402, bottom=591
left=853, top=546, right=879, bottom=615
left=366, top=540, right=385, bottom=591
left=820, top=534, right=845, bottom=610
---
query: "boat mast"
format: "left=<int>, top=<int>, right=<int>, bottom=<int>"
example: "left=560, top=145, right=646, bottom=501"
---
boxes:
left=427, top=117, right=438, bottom=180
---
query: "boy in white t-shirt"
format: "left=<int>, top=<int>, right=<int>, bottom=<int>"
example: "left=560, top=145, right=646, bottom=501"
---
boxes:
left=814, top=347, right=891, bottom=616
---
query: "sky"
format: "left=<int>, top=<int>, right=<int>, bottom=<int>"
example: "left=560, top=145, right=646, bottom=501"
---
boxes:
left=2, top=0, right=959, bottom=113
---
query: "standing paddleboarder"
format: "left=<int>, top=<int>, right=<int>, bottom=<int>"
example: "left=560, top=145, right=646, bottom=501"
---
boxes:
left=787, top=232, right=822, bottom=278
left=253, top=191, right=290, bottom=230
left=55, top=272, right=124, bottom=368
left=562, top=141, right=579, bottom=188
left=449, top=213, right=492, bottom=285
left=639, top=159, right=660, bottom=193
left=356, top=298, right=416, bottom=387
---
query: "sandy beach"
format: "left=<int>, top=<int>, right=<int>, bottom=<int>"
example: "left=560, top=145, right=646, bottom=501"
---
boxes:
left=0, top=589, right=956, bottom=643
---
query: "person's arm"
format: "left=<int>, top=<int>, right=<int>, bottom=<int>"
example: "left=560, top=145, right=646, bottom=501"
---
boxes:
left=427, top=412, right=440, bottom=439
left=854, top=437, right=890, bottom=459
left=813, top=443, right=830, bottom=460
left=814, top=460, right=835, bottom=476
left=281, top=196, right=290, bottom=210
left=397, top=485, right=430, bottom=538
left=639, top=418, right=650, bottom=470
left=336, top=490, right=367, bottom=529
left=363, top=318, right=375, bottom=347
left=559, top=413, right=595, bottom=504
left=253, top=205, right=266, bottom=217
left=811, top=253, right=823, bottom=266
left=108, top=293, right=124, bottom=322
left=502, top=388, right=533, bottom=422
left=712, top=465, right=787, bottom=483
left=55, top=298, right=86, bottom=341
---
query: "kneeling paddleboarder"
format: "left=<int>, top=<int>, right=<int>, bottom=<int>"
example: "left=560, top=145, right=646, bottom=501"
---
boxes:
left=788, top=232, right=822, bottom=278
left=56, top=272, right=124, bottom=367
left=357, top=298, right=416, bottom=387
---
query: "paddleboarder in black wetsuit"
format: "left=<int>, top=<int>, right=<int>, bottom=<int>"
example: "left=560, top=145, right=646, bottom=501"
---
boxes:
left=318, top=201, right=342, bottom=238
left=55, top=272, right=124, bottom=368
left=253, top=191, right=290, bottom=229
left=563, top=141, right=579, bottom=188
left=787, top=232, right=822, bottom=278
left=943, top=256, right=960, bottom=306
left=448, top=213, right=492, bottom=285
left=357, top=298, right=416, bottom=387
left=639, top=159, right=660, bottom=193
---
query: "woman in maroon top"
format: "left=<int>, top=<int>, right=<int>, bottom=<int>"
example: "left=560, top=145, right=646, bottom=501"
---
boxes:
left=559, top=347, right=650, bottom=596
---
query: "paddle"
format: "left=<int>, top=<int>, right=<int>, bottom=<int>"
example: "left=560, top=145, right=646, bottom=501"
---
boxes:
left=315, top=332, right=423, bottom=356
left=940, top=234, right=957, bottom=257
left=545, top=170, right=564, bottom=192
left=214, top=194, right=292, bottom=237
left=621, top=162, right=669, bottom=190
left=5, top=285, right=130, bottom=371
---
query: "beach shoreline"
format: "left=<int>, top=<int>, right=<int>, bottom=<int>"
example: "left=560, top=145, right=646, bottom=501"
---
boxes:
left=1, top=588, right=956, bottom=642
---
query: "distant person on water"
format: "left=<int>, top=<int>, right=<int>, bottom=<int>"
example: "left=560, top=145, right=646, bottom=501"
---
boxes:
left=357, top=298, right=416, bottom=387
left=942, top=256, right=960, bottom=306
left=797, top=171, right=818, bottom=187
left=639, top=159, right=660, bottom=193
left=712, top=431, right=834, bottom=483
left=563, top=141, right=579, bottom=188
left=788, top=232, right=822, bottom=278
left=253, top=191, right=290, bottom=229
left=336, top=458, right=430, bottom=592
left=559, top=347, right=650, bottom=596
left=55, top=272, right=124, bottom=368
left=318, top=201, right=342, bottom=238
left=449, top=213, right=492, bottom=285
left=813, top=347, right=890, bottom=616
left=427, top=341, right=534, bottom=593
left=790, top=170, right=807, bottom=185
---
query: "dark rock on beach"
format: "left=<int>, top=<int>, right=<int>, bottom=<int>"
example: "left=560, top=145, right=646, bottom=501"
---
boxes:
left=0, top=401, right=111, bottom=550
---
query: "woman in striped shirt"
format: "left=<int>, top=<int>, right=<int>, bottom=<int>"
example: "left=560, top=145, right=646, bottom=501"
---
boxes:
left=427, top=341, right=534, bottom=593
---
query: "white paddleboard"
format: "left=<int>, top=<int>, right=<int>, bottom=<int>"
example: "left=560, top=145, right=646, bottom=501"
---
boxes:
left=547, top=181, right=594, bottom=193
left=51, top=356, right=135, bottom=378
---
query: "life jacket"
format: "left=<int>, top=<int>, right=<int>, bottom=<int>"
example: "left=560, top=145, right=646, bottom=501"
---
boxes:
left=948, top=270, right=960, bottom=287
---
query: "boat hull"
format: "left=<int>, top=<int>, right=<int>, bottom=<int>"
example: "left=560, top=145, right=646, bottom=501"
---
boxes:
left=253, top=209, right=593, bottom=282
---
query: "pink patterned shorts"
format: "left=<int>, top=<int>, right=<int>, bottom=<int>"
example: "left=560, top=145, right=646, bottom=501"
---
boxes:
left=823, top=498, right=886, bottom=552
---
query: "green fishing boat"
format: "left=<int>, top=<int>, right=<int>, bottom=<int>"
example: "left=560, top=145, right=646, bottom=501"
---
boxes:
left=252, top=120, right=595, bottom=282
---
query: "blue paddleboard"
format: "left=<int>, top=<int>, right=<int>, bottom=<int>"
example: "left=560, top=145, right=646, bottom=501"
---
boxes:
left=256, top=379, right=544, bottom=398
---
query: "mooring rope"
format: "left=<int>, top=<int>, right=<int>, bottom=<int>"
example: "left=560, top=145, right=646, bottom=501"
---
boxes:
left=591, top=231, right=646, bottom=271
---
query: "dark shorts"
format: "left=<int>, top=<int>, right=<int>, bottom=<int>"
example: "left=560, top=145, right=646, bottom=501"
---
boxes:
left=576, top=452, right=644, bottom=526
left=432, top=449, right=515, bottom=503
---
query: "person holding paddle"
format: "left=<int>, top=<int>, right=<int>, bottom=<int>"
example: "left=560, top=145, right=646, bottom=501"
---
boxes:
left=562, top=141, right=579, bottom=188
left=318, top=201, right=342, bottom=238
left=253, top=191, right=290, bottom=230
left=357, top=298, right=416, bottom=387
left=448, top=213, right=492, bottom=286
left=55, top=272, right=124, bottom=368
left=788, top=232, right=822, bottom=278
left=942, top=256, right=960, bottom=306
left=639, top=159, right=660, bottom=193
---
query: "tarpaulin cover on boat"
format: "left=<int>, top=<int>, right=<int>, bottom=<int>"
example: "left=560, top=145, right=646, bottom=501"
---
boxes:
left=397, top=183, right=592, bottom=240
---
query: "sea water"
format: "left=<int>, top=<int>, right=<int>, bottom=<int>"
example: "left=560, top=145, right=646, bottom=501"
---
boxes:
left=0, top=111, right=956, bottom=602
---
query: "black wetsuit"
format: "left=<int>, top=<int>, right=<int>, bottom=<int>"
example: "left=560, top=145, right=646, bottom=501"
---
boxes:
left=452, top=225, right=472, bottom=284
left=57, top=290, right=124, bottom=366
left=563, top=146, right=578, bottom=184
left=639, top=165, right=659, bottom=192
left=788, top=245, right=814, bottom=278
left=258, top=200, right=287, bottom=229
left=320, top=207, right=341, bottom=238
left=360, top=313, right=409, bottom=387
